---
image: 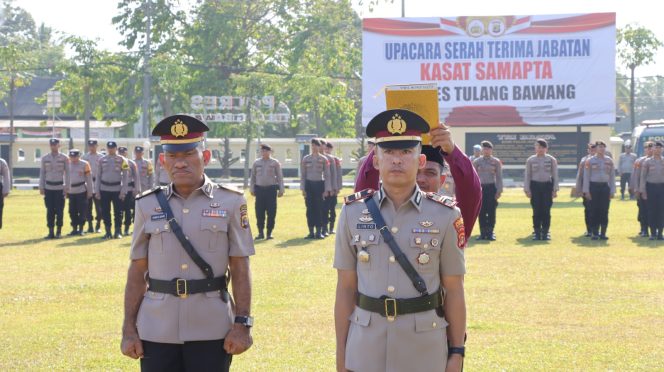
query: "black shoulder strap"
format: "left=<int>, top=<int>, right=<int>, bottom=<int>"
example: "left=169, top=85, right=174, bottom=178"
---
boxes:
left=155, top=189, right=214, bottom=280
left=365, top=196, right=428, bottom=296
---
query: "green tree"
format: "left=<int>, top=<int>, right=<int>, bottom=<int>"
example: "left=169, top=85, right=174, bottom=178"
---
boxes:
left=617, top=24, right=662, bottom=129
left=53, top=37, right=130, bottom=150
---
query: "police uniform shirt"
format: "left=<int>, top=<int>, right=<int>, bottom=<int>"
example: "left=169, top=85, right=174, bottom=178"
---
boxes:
left=135, top=158, right=155, bottom=192
left=639, top=156, right=664, bottom=193
left=250, top=157, right=284, bottom=193
left=334, top=186, right=465, bottom=372
left=582, top=155, right=616, bottom=194
left=69, top=160, right=93, bottom=196
left=524, top=154, right=559, bottom=193
left=473, top=156, right=503, bottom=192
left=155, top=161, right=171, bottom=186
left=332, top=154, right=343, bottom=192
left=575, top=155, right=590, bottom=195
left=95, top=154, right=129, bottom=194
left=619, top=152, right=638, bottom=174
left=39, top=152, right=70, bottom=191
left=1, top=158, right=10, bottom=194
left=82, top=152, right=103, bottom=181
left=631, top=156, right=649, bottom=192
left=125, top=157, right=141, bottom=194
left=300, top=153, right=332, bottom=192
left=130, top=175, right=255, bottom=343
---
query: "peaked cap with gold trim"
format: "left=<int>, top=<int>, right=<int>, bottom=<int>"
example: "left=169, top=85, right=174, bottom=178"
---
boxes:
left=366, top=109, right=430, bottom=149
left=152, top=114, right=209, bottom=151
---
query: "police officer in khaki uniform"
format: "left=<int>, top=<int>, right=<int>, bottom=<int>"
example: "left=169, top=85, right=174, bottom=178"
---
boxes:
left=582, top=140, right=615, bottom=240
left=119, top=146, right=141, bottom=236
left=250, top=143, right=284, bottom=240
left=473, top=141, right=503, bottom=241
left=0, top=156, right=10, bottom=230
left=154, top=153, right=171, bottom=187
left=39, top=138, right=70, bottom=239
left=301, top=138, right=332, bottom=239
left=67, top=149, right=93, bottom=236
left=575, top=143, right=596, bottom=236
left=524, top=139, right=559, bottom=240
left=335, top=109, right=466, bottom=372
left=639, top=141, right=664, bottom=240
left=134, top=146, right=155, bottom=193
left=631, top=142, right=653, bottom=237
left=322, top=139, right=343, bottom=235
left=83, top=139, right=103, bottom=233
left=121, top=115, right=254, bottom=371
left=95, top=141, right=128, bottom=239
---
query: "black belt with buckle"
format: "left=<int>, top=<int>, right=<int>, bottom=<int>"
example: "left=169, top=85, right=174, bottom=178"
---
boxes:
left=46, top=181, right=64, bottom=186
left=357, top=290, right=441, bottom=321
left=71, top=182, right=85, bottom=187
left=101, top=181, right=121, bottom=186
left=148, top=275, right=228, bottom=299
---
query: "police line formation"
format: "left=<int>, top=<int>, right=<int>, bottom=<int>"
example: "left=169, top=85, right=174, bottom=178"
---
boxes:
left=0, top=111, right=661, bottom=371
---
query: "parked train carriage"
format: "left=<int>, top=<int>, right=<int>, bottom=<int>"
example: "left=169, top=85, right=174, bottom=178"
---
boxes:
left=3, top=137, right=366, bottom=179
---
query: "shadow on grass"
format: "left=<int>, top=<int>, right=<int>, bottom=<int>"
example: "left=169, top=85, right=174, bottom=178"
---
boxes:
left=516, top=236, right=551, bottom=247
left=0, top=237, right=47, bottom=248
left=628, top=236, right=663, bottom=248
left=275, top=237, right=318, bottom=249
left=56, top=235, right=109, bottom=247
left=570, top=235, right=609, bottom=247
left=499, top=201, right=581, bottom=209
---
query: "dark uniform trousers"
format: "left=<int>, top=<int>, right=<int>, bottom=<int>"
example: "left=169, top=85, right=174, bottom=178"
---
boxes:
left=140, top=339, right=232, bottom=372
left=123, top=189, right=136, bottom=229
left=100, top=190, right=123, bottom=231
left=305, top=180, right=325, bottom=231
left=645, top=182, right=664, bottom=234
left=68, top=192, right=88, bottom=229
left=0, top=183, right=4, bottom=229
left=87, top=177, right=102, bottom=225
left=44, top=188, right=65, bottom=228
left=583, top=197, right=592, bottom=234
left=637, top=195, right=649, bottom=233
left=530, top=181, right=553, bottom=234
left=589, top=182, right=610, bottom=235
left=620, top=172, right=632, bottom=197
left=323, top=195, right=337, bottom=230
left=254, top=185, right=278, bottom=233
left=479, top=183, right=498, bottom=234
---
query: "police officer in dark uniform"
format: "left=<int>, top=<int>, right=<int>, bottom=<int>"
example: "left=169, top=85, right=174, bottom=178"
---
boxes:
left=575, top=143, right=596, bottom=236
left=95, top=141, right=128, bottom=239
left=39, top=138, right=70, bottom=239
left=472, top=140, right=503, bottom=241
left=249, top=143, right=284, bottom=240
left=639, top=141, right=664, bottom=240
left=83, top=139, right=103, bottom=233
left=582, top=140, right=615, bottom=240
left=67, top=149, right=93, bottom=235
left=631, top=142, right=653, bottom=237
left=119, top=146, right=141, bottom=236
left=524, top=139, right=559, bottom=240
left=300, top=138, right=332, bottom=239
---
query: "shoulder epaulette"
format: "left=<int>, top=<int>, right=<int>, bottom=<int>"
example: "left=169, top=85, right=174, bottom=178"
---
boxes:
left=217, top=183, right=243, bottom=194
left=425, top=192, right=457, bottom=209
left=135, top=186, right=165, bottom=200
left=344, top=188, right=375, bottom=205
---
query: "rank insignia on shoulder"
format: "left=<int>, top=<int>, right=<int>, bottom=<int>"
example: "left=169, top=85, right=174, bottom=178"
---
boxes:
left=425, top=193, right=457, bottom=208
left=136, top=186, right=165, bottom=200
left=344, top=188, right=375, bottom=205
left=218, top=183, right=243, bottom=194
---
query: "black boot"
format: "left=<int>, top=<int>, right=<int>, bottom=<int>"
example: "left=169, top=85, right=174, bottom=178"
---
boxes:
left=114, top=228, right=123, bottom=239
left=45, top=227, right=55, bottom=239
left=476, top=228, right=485, bottom=240
left=315, top=227, right=325, bottom=239
left=103, top=226, right=112, bottom=239
left=68, top=226, right=78, bottom=236
left=305, top=228, right=315, bottom=239
left=266, top=229, right=274, bottom=240
left=658, top=229, right=664, bottom=241
left=532, top=228, right=541, bottom=240
left=79, top=224, right=86, bottom=235
left=329, top=222, right=336, bottom=234
left=488, top=229, right=496, bottom=241
left=87, top=221, right=94, bottom=233
left=542, top=229, right=551, bottom=241
left=55, top=226, right=62, bottom=239
left=255, top=230, right=265, bottom=240
left=321, top=225, right=329, bottom=236
left=124, top=226, right=130, bottom=236
left=95, top=221, right=101, bottom=233
left=599, top=226, right=608, bottom=240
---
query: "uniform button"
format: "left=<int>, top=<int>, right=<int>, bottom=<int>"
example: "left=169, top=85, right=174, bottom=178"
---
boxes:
left=389, top=255, right=395, bottom=263
left=387, top=285, right=395, bottom=293
left=212, top=225, right=217, bottom=229
left=423, top=244, right=429, bottom=249
left=155, top=228, right=160, bottom=232
left=391, top=227, right=399, bottom=234
left=432, top=322, right=437, bottom=328
left=164, top=224, right=169, bottom=230
left=181, top=264, right=188, bottom=270
left=361, top=240, right=367, bottom=247
left=183, top=208, right=190, bottom=214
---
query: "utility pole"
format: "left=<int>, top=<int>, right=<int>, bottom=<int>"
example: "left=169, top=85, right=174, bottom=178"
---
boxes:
left=141, top=0, right=152, bottom=138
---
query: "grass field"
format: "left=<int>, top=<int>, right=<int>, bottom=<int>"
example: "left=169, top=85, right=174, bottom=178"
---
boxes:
left=1, top=188, right=663, bottom=371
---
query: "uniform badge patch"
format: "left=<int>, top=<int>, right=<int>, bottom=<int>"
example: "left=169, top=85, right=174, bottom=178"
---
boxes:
left=240, top=204, right=249, bottom=229
left=154, top=207, right=162, bottom=212
left=411, top=228, right=440, bottom=234
left=454, top=217, right=466, bottom=249
left=210, top=202, right=221, bottom=208
left=419, top=221, right=433, bottom=227
left=359, top=215, right=373, bottom=223
left=202, top=209, right=227, bottom=218
left=356, top=223, right=376, bottom=230
left=151, top=213, right=167, bottom=221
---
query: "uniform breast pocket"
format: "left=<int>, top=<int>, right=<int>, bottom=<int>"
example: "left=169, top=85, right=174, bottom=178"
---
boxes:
left=201, top=218, right=228, bottom=252
left=532, top=163, right=540, bottom=172
left=267, top=166, right=276, bottom=177
left=410, top=234, right=441, bottom=273
left=352, top=231, right=380, bottom=271
left=145, top=220, right=168, bottom=254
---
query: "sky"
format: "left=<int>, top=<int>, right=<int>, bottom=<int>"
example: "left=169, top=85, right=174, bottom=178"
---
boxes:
left=13, top=0, right=664, bottom=78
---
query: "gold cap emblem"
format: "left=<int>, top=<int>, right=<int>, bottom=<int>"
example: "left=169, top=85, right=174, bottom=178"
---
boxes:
left=387, top=114, right=407, bottom=135
left=171, top=119, right=189, bottom=137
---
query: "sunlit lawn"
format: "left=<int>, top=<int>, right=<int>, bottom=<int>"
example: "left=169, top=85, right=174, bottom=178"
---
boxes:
left=1, top=188, right=663, bottom=370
